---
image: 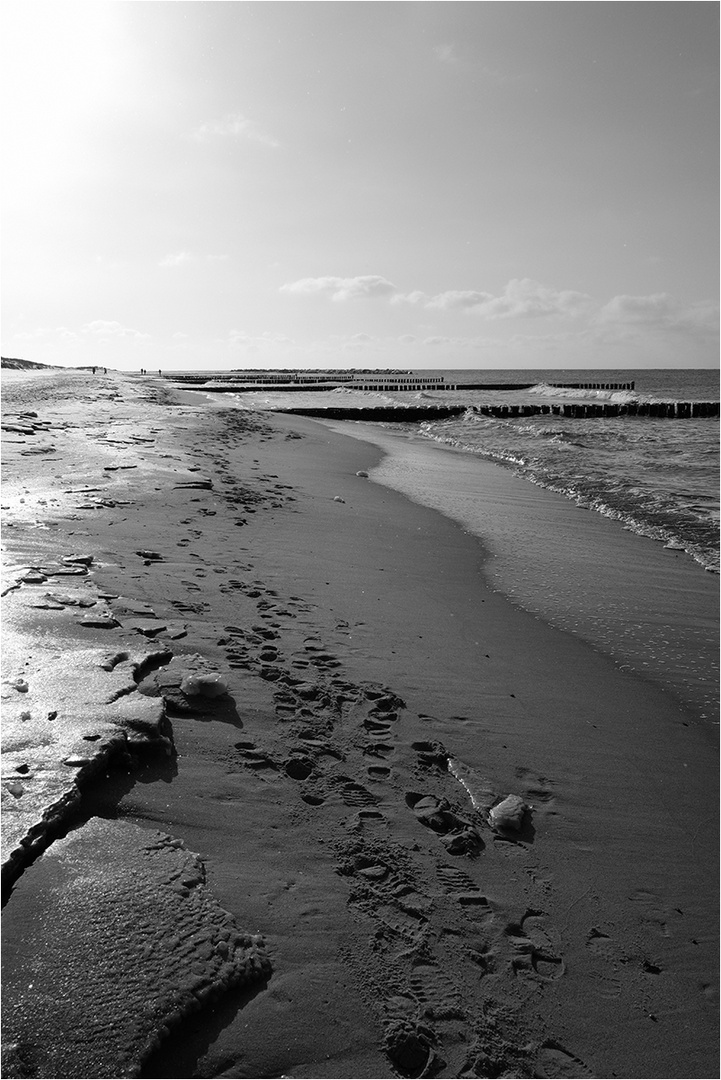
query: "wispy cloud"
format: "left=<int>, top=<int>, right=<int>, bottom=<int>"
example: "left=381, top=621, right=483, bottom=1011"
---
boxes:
left=434, top=43, right=458, bottom=66
left=227, top=330, right=296, bottom=350
left=159, top=252, right=230, bottom=267
left=433, top=43, right=522, bottom=86
left=11, top=321, right=150, bottom=344
left=280, top=275, right=398, bottom=301
left=342, top=332, right=376, bottom=351
left=159, top=252, right=193, bottom=268
left=81, top=320, right=150, bottom=341
left=193, top=112, right=279, bottom=148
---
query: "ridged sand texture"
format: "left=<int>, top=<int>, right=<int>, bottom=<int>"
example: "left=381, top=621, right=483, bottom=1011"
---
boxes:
left=2, top=817, right=270, bottom=1079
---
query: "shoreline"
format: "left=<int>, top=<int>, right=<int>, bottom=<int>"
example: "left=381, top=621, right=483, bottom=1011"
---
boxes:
left=2, top=372, right=718, bottom=1079
left=316, top=416, right=719, bottom=724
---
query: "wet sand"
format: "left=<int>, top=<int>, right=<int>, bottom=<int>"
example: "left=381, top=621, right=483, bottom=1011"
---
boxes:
left=1, top=371, right=718, bottom=1079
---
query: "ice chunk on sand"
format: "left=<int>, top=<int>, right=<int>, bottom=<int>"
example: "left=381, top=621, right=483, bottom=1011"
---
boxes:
left=488, top=794, right=528, bottom=831
left=180, top=672, right=228, bottom=698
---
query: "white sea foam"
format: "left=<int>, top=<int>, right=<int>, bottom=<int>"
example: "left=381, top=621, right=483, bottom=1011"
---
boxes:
left=528, top=383, right=639, bottom=404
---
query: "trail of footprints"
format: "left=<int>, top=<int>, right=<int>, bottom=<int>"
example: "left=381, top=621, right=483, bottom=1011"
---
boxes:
left=205, top=571, right=597, bottom=1078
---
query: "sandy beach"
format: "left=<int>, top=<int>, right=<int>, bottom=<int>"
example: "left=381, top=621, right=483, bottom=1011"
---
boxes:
left=1, top=370, right=718, bottom=1080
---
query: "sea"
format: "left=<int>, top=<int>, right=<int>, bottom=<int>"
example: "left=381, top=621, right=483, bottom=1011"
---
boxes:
left=179, top=367, right=719, bottom=723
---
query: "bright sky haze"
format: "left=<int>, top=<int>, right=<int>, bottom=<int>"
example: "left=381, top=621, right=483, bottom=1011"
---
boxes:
left=2, top=1, right=718, bottom=371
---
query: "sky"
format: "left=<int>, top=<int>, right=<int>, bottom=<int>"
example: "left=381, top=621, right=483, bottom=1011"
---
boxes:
left=1, top=0, right=718, bottom=371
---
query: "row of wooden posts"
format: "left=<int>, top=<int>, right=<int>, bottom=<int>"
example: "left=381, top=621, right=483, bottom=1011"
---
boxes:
left=280, top=401, right=719, bottom=422
left=474, top=401, right=719, bottom=418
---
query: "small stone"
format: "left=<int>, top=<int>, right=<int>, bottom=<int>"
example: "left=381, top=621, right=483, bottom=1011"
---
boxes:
left=357, top=865, right=387, bottom=880
left=333, top=496, right=345, bottom=503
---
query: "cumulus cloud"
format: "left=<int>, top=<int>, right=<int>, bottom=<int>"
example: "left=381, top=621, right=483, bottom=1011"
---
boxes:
left=393, top=279, right=591, bottom=319
left=596, top=293, right=675, bottom=324
left=462, top=279, right=592, bottom=319
left=283, top=274, right=590, bottom=318
left=193, top=113, right=279, bottom=148
left=596, top=293, right=719, bottom=337
left=284, top=273, right=718, bottom=332
left=390, top=290, right=430, bottom=307
left=342, top=332, right=376, bottom=350
left=280, top=275, right=398, bottom=301
left=426, top=290, right=494, bottom=311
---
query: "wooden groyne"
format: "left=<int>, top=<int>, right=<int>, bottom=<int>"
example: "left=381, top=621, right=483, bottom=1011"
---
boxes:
left=279, top=406, right=467, bottom=422
left=460, top=381, right=635, bottom=391
left=278, top=401, right=719, bottom=422
left=166, top=374, right=453, bottom=392
left=551, top=381, right=635, bottom=390
left=171, top=380, right=455, bottom=393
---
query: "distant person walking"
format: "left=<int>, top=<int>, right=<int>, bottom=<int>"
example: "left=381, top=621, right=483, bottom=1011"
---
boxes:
left=92, top=366, right=96, bottom=374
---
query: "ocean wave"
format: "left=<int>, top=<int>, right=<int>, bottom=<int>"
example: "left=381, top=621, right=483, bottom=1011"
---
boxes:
left=416, top=422, right=719, bottom=573
left=528, top=383, right=639, bottom=404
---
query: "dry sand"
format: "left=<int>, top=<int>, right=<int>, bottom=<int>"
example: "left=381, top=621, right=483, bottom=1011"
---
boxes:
left=1, top=370, right=718, bottom=1079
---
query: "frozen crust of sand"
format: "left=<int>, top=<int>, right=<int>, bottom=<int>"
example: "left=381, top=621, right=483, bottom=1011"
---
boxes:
left=2, top=817, right=270, bottom=1080
left=1, top=590, right=174, bottom=888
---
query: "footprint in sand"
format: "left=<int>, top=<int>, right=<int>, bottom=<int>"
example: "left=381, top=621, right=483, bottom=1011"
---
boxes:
left=364, top=717, right=392, bottom=735
left=505, top=910, right=565, bottom=981
left=363, top=741, right=395, bottom=760
left=353, top=808, right=388, bottom=831
left=408, top=960, right=465, bottom=1022
left=234, top=741, right=278, bottom=773
left=338, top=841, right=431, bottom=944
left=405, top=792, right=483, bottom=856
left=436, top=865, right=490, bottom=911
left=585, top=926, right=630, bottom=965
left=629, top=887, right=676, bottom=939
left=534, top=1040, right=596, bottom=1078
left=412, top=740, right=449, bottom=770
left=284, top=755, right=314, bottom=781
left=334, top=777, right=378, bottom=807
